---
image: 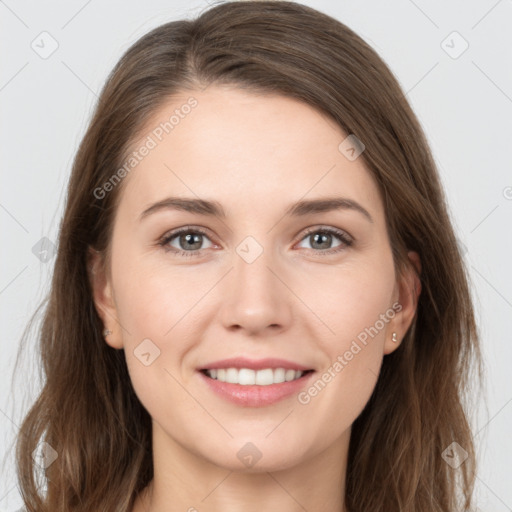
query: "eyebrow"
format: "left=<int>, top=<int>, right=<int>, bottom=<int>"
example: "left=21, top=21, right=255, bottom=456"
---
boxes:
left=139, top=196, right=373, bottom=223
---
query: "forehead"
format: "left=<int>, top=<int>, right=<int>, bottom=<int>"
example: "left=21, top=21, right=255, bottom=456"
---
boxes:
left=116, top=86, right=384, bottom=224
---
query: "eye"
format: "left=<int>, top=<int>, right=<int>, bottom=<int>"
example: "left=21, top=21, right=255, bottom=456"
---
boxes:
left=295, top=226, right=353, bottom=256
left=158, top=225, right=353, bottom=258
left=158, top=227, right=215, bottom=257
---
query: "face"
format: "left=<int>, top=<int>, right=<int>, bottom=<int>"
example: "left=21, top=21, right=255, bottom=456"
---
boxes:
left=89, top=85, right=420, bottom=473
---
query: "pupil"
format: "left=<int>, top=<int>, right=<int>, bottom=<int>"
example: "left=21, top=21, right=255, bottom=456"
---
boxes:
left=181, top=233, right=202, bottom=250
left=312, top=232, right=331, bottom=250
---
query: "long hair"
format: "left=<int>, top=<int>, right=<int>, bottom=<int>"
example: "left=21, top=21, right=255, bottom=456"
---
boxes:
left=13, top=1, right=484, bottom=510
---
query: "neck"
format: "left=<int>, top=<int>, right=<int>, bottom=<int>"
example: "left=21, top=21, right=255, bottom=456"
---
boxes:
left=132, top=421, right=351, bottom=512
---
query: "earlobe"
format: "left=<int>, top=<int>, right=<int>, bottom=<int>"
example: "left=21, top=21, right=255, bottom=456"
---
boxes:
left=384, top=250, right=422, bottom=355
left=384, top=330, right=402, bottom=355
left=87, top=247, right=123, bottom=349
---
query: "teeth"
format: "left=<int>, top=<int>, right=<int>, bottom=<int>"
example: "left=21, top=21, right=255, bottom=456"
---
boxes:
left=204, top=367, right=306, bottom=385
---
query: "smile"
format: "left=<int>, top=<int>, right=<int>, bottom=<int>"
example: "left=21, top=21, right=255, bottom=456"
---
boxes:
left=198, top=368, right=316, bottom=407
left=202, top=367, right=313, bottom=386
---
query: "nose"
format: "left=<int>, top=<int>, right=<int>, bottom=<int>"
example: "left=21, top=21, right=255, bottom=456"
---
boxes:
left=218, top=244, right=293, bottom=336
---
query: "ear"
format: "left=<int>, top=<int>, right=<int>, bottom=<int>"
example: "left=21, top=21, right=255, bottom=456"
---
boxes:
left=87, top=246, right=123, bottom=349
left=384, top=250, right=422, bottom=355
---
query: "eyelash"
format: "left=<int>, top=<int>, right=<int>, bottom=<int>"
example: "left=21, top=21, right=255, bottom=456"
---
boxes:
left=157, top=225, right=353, bottom=258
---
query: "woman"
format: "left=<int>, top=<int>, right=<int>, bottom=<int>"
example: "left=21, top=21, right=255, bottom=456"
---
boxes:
left=14, top=1, right=483, bottom=511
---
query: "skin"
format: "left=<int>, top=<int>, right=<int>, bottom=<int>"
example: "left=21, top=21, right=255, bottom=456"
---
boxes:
left=89, top=85, right=421, bottom=512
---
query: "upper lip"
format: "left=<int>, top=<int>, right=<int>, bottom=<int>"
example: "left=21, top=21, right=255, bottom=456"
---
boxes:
left=199, top=357, right=314, bottom=372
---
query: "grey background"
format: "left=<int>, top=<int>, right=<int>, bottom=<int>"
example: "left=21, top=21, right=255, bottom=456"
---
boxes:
left=1, top=0, right=511, bottom=510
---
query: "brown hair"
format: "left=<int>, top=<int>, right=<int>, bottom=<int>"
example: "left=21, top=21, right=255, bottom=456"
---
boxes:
left=12, top=1, right=484, bottom=510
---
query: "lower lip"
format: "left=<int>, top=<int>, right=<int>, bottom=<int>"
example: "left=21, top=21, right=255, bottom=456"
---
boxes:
left=198, top=370, right=315, bottom=407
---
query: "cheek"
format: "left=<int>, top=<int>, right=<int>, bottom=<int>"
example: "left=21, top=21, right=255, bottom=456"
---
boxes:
left=108, top=246, right=193, bottom=404
left=298, top=252, right=396, bottom=344
left=111, top=245, right=192, bottom=338
left=294, top=256, right=395, bottom=421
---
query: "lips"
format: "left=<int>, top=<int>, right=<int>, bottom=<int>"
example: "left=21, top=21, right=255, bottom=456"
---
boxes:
left=197, top=356, right=316, bottom=407
left=199, top=357, right=314, bottom=372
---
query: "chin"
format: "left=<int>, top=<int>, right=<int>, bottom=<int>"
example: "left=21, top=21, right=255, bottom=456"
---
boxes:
left=198, top=438, right=309, bottom=473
